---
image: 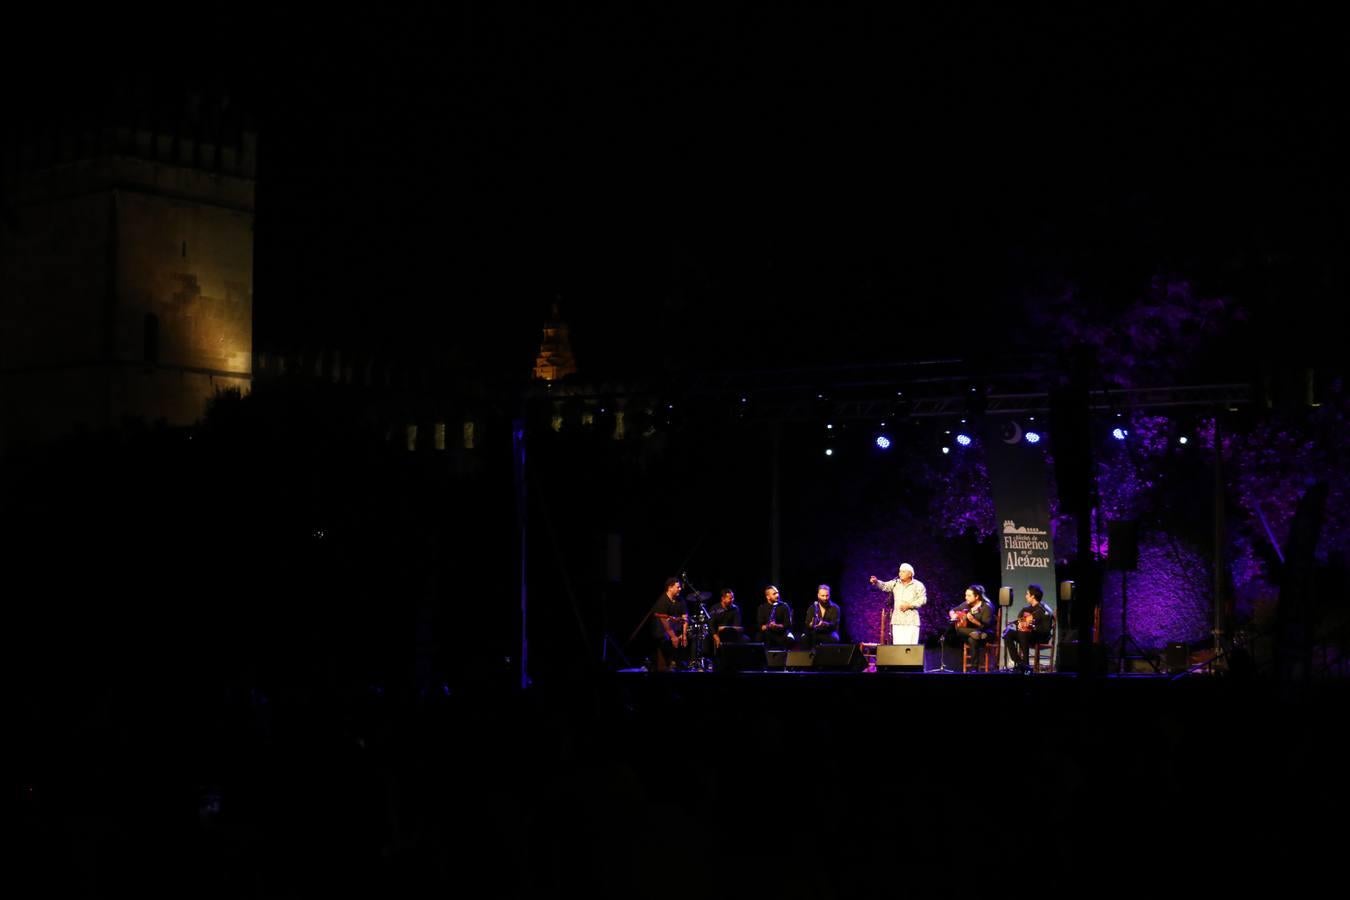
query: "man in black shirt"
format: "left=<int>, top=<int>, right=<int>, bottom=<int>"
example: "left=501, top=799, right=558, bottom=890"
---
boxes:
left=651, top=577, right=688, bottom=671
left=802, top=584, right=842, bottom=649
left=1003, top=583, right=1053, bottom=673
left=710, top=589, right=745, bottom=651
left=757, top=585, right=794, bottom=650
left=944, top=584, right=996, bottom=670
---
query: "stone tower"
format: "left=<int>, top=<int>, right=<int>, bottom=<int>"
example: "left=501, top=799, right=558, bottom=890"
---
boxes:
left=1, top=91, right=256, bottom=445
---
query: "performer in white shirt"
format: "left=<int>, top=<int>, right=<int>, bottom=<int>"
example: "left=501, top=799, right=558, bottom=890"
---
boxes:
left=869, top=563, right=927, bottom=645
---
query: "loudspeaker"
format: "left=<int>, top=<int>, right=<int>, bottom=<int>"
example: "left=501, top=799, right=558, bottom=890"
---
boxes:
left=1059, top=581, right=1075, bottom=602
left=811, top=644, right=866, bottom=671
left=786, top=650, right=815, bottom=670
left=1057, top=641, right=1107, bottom=675
left=765, top=649, right=788, bottom=669
left=876, top=644, right=925, bottom=671
left=1107, top=520, right=1139, bottom=571
left=1164, top=642, right=1189, bottom=674
left=716, top=642, right=767, bottom=673
left=998, top=586, right=1013, bottom=606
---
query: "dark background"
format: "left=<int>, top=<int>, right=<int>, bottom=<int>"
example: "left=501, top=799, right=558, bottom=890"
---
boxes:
left=8, top=2, right=1343, bottom=373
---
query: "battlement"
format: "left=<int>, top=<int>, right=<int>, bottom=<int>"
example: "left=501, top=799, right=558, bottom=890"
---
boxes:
left=3, top=87, right=256, bottom=183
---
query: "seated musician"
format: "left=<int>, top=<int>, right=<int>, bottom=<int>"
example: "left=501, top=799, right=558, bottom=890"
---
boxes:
left=943, top=584, right=996, bottom=668
left=1003, top=583, right=1053, bottom=673
left=709, top=588, right=745, bottom=651
left=651, top=576, right=689, bottom=671
left=802, top=584, right=841, bottom=649
left=757, top=584, right=795, bottom=650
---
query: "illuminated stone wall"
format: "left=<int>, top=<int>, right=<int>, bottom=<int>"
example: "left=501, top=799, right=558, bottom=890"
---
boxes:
left=2, top=154, right=253, bottom=442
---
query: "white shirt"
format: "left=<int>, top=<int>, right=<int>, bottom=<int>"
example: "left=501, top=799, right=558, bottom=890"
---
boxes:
left=877, top=577, right=927, bottom=627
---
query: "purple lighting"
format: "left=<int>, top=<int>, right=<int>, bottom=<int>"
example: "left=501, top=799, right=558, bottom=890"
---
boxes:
left=1112, top=427, right=1128, bottom=441
left=1024, top=431, right=1041, bottom=444
left=955, top=433, right=972, bottom=447
left=875, top=435, right=892, bottom=450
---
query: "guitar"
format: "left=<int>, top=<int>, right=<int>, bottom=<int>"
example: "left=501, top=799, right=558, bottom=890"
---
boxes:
left=1017, top=611, right=1036, bottom=632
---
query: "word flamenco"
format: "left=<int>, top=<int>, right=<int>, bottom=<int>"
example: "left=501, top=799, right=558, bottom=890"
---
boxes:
left=1004, top=534, right=1050, bottom=569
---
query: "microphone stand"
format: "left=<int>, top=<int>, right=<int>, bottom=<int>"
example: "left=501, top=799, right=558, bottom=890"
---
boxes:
left=930, top=605, right=958, bottom=674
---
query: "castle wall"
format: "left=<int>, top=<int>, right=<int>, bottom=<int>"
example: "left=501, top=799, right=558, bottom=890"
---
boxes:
left=1, top=155, right=254, bottom=445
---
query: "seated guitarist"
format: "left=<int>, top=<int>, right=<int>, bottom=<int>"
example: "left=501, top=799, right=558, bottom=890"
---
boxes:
left=944, top=584, right=996, bottom=669
left=1003, top=584, right=1052, bottom=673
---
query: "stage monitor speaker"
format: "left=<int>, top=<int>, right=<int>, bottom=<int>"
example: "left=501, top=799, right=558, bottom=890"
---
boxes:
left=876, top=644, right=925, bottom=671
left=1107, top=521, right=1139, bottom=571
left=716, top=642, right=767, bottom=673
left=811, top=644, right=866, bottom=671
left=1059, top=581, right=1075, bottom=602
left=786, top=650, right=815, bottom=669
left=1164, top=642, right=1189, bottom=674
left=765, top=649, right=788, bottom=669
left=1057, top=641, right=1107, bottom=676
left=999, top=586, right=1013, bottom=606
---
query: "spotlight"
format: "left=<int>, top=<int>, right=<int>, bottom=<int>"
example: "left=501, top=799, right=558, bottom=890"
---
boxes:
left=1024, top=431, right=1041, bottom=444
left=1178, top=436, right=1189, bottom=445
left=955, top=433, right=972, bottom=447
left=875, top=434, right=892, bottom=450
left=1112, top=427, right=1128, bottom=441
left=825, top=448, right=834, bottom=457
left=941, top=446, right=951, bottom=455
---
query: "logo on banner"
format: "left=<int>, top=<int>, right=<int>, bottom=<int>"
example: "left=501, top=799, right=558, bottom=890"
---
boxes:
left=1001, top=520, right=1050, bottom=569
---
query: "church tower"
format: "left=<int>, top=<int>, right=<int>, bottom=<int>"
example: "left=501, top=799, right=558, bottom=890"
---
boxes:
left=532, top=302, right=577, bottom=382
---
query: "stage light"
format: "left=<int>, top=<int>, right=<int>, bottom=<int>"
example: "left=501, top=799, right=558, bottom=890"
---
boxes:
left=875, top=435, right=892, bottom=450
left=1112, top=427, right=1128, bottom=441
left=941, top=446, right=950, bottom=455
left=1024, top=431, right=1041, bottom=444
left=825, top=448, right=834, bottom=457
left=1178, top=436, right=1189, bottom=445
left=955, top=433, right=972, bottom=447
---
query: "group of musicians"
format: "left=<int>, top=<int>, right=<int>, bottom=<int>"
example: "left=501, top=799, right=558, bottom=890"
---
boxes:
left=651, top=564, right=1053, bottom=673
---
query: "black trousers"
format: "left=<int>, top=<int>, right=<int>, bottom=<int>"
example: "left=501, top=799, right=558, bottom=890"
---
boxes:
left=802, top=629, right=840, bottom=650
left=1004, top=628, right=1051, bottom=667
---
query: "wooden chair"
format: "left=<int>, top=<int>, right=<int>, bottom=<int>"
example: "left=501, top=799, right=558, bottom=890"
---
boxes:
left=962, top=607, right=1002, bottom=672
left=1027, top=612, right=1056, bottom=672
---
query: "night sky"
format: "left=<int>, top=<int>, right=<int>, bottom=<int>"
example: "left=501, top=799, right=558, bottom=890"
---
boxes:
left=8, top=2, right=1345, bottom=378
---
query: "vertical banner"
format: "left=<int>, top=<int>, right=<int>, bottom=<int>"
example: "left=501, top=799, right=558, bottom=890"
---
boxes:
left=982, top=419, right=1056, bottom=667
